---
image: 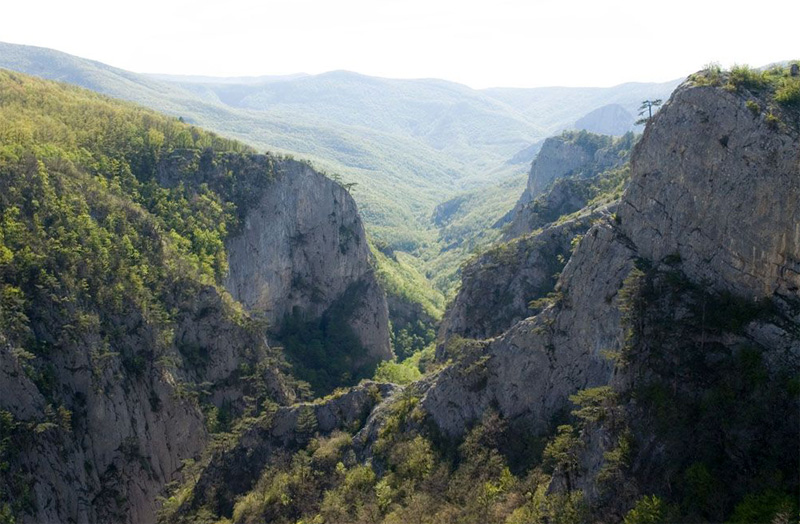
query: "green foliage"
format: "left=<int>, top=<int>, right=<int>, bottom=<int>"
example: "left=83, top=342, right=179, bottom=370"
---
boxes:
left=542, top=425, right=582, bottom=492
left=729, top=490, right=798, bottom=524
left=635, top=99, right=663, bottom=125
left=729, top=65, right=769, bottom=91
left=774, top=74, right=800, bottom=109
left=528, top=291, right=564, bottom=314
left=622, top=495, right=673, bottom=524
left=372, top=244, right=442, bottom=359
left=746, top=99, right=761, bottom=115
left=171, top=403, right=589, bottom=524
left=691, top=62, right=800, bottom=127
left=372, top=358, right=423, bottom=385
left=506, top=485, right=587, bottom=524
left=563, top=129, right=614, bottom=155
left=569, top=386, right=619, bottom=425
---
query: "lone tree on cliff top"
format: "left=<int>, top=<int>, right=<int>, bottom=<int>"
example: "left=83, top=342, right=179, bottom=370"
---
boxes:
left=636, top=99, right=663, bottom=125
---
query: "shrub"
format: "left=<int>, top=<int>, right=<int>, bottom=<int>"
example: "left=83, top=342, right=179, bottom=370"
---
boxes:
left=774, top=77, right=800, bottom=109
left=729, top=490, right=798, bottom=524
left=623, top=495, right=671, bottom=524
left=373, top=359, right=422, bottom=385
left=729, top=65, right=768, bottom=91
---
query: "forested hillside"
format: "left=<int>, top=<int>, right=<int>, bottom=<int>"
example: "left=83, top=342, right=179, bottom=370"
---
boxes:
left=0, top=69, right=390, bottom=523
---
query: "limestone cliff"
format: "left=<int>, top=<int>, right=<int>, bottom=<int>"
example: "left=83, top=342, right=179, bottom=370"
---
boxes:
left=224, top=160, right=392, bottom=364
left=137, top=66, right=799, bottom=524
left=437, top=213, right=600, bottom=348
left=0, top=71, right=392, bottom=524
left=619, top=81, right=800, bottom=299
left=374, top=70, right=800, bottom=473
left=423, top=223, right=635, bottom=436
left=501, top=130, right=632, bottom=237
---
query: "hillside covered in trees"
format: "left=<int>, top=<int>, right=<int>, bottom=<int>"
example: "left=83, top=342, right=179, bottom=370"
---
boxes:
left=0, top=69, right=392, bottom=523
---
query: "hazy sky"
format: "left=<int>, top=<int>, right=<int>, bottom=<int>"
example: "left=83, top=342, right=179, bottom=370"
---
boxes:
left=2, top=0, right=798, bottom=88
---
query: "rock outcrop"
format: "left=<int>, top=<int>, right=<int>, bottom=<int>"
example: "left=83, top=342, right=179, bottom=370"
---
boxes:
left=501, top=175, right=600, bottom=240
left=619, top=82, right=800, bottom=299
left=387, top=74, right=800, bottom=446
left=438, top=212, right=601, bottom=347
left=0, top=278, right=292, bottom=524
left=170, top=381, right=398, bottom=520
left=424, top=223, right=636, bottom=436
left=224, top=160, right=392, bottom=363
left=517, top=134, right=595, bottom=208
left=502, top=131, right=631, bottom=237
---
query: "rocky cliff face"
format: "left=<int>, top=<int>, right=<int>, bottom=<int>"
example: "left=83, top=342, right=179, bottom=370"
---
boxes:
left=224, top=160, right=392, bottom=363
left=424, top=222, right=636, bottom=436
left=516, top=134, right=594, bottom=209
left=502, top=131, right=630, bottom=237
left=619, top=82, right=800, bottom=299
left=0, top=276, right=293, bottom=524
left=501, top=174, right=601, bottom=241
left=380, top=73, right=800, bottom=460
left=438, top=213, right=600, bottom=347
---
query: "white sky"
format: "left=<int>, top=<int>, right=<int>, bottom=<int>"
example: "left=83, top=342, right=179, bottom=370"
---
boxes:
left=2, top=0, right=798, bottom=88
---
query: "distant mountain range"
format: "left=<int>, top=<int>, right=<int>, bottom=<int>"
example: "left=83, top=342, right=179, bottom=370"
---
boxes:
left=0, top=41, right=681, bottom=293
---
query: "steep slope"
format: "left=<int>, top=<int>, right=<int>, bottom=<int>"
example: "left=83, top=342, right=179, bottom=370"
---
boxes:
left=0, top=70, right=389, bottom=524
left=500, top=131, right=633, bottom=239
left=437, top=206, right=610, bottom=347
left=223, top=160, right=391, bottom=365
left=168, top=64, right=799, bottom=524
left=428, top=64, right=799, bottom=440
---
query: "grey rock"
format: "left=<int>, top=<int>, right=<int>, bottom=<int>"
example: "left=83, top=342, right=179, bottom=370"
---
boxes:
left=619, top=83, right=800, bottom=299
left=439, top=213, right=602, bottom=349
left=1, top=282, right=290, bottom=524
left=502, top=175, right=600, bottom=240
left=424, top=223, right=637, bottom=437
left=519, top=136, right=595, bottom=207
left=225, top=159, right=392, bottom=362
left=503, top=131, right=628, bottom=236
